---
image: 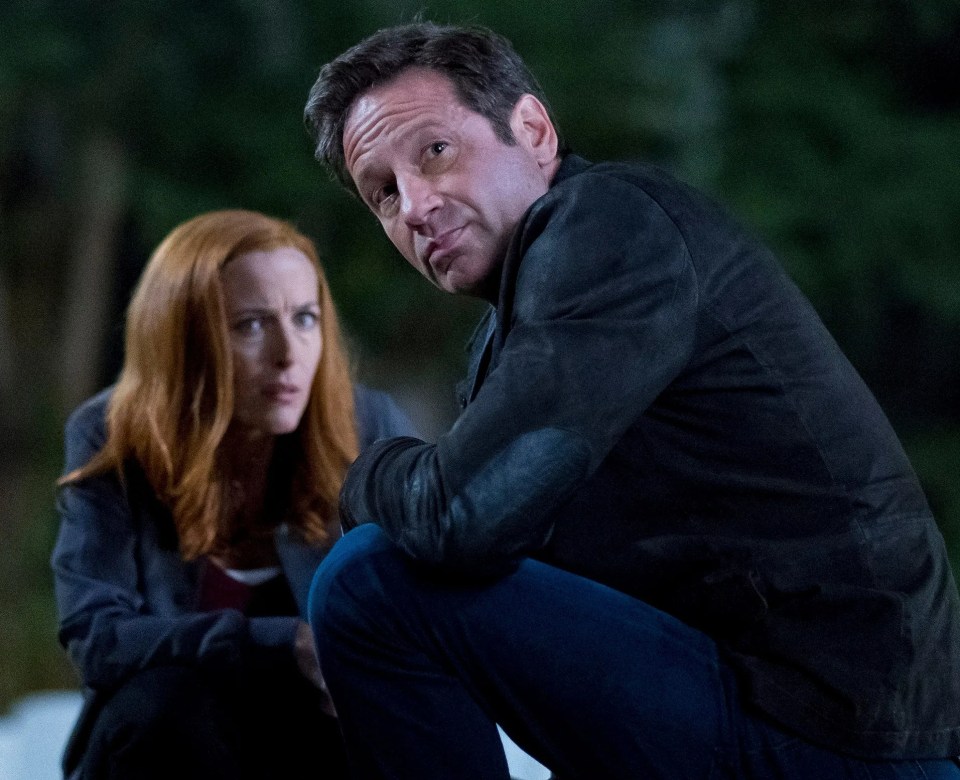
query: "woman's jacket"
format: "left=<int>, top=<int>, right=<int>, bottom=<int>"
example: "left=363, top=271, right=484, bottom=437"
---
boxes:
left=51, top=384, right=416, bottom=776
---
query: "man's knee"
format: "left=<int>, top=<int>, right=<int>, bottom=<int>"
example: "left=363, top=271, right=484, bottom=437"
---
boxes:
left=308, top=524, right=400, bottom=635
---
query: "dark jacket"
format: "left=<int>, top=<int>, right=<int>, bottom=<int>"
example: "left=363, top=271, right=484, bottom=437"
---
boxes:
left=339, top=155, right=960, bottom=759
left=52, top=384, right=416, bottom=777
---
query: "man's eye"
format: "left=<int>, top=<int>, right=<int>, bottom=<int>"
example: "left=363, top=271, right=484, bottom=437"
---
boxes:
left=373, top=184, right=397, bottom=203
left=373, top=183, right=399, bottom=215
left=373, top=183, right=397, bottom=206
left=429, top=142, right=447, bottom=156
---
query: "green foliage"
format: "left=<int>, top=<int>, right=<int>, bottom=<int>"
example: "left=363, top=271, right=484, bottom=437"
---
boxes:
left=719, top=1, right=960, bottom=339
left=0, top=395, right=76, bottom=706
left=903, top=429, right=960, bottom=575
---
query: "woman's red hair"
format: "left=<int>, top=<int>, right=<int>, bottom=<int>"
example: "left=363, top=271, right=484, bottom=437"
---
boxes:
left=62, top=210, right=358, bottom=558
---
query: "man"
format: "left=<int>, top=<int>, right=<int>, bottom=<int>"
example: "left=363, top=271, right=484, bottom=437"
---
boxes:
left=303, top=21, right=960, bottom=779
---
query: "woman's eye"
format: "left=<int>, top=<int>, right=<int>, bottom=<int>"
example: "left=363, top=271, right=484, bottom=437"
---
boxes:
left=294, top=310, right=319, bottom=329
left=234, top=317, right=265, bottom=335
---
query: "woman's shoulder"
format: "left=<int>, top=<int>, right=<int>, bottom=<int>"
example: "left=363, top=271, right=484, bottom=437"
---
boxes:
left=63, top=387, right=115, bottom=459
left=66, top=387, right=113, bottom=433
left=353, top=384, right=419, bottom=444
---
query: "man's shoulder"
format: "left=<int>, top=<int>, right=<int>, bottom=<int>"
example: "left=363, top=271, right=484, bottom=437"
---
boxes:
left=550, top=154, right=681, bottom=193
left=536, top=154, right=761, bottom=271
left=501, top=156, right=703, bottom=322
left=516, top=154, right=704, bottom=261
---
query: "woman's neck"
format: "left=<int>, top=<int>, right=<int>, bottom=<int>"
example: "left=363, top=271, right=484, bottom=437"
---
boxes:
left=221, top=425, right=276, bottom=488
left=211, top=426, right=281, bottom=570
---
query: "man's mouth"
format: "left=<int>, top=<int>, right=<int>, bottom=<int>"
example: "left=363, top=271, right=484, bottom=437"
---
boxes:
left=423, top=226, right=466, bottom=273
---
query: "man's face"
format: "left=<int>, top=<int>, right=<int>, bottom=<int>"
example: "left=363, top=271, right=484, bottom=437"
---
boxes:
left=343, top=67, right=556, bottom=298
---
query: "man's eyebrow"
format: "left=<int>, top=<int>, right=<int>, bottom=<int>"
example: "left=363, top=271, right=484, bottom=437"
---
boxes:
left=351, top=164, right=376, bottom=191
left=347, top=154, right=382, bottom=193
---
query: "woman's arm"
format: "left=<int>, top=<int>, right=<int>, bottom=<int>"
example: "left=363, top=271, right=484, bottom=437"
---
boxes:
left=51, top=392, right=299, bottom=691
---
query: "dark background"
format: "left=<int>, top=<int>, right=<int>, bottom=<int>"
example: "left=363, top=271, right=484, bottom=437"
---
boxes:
left=2, top=0, right=958, bottom=709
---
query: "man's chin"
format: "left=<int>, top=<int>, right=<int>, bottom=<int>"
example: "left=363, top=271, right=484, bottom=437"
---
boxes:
left=436, top=267, right=472, bottom=296
left=446, top=273, right=497, bottom=301
left=430, top=254, right=499, bottom=299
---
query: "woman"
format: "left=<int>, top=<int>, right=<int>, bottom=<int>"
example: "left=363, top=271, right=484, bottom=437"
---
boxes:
left=51, top=210, right=415, bottom=779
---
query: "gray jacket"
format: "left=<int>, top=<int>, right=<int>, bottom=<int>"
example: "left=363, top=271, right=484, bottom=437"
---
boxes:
left=52, top=384, right=416, bottom=776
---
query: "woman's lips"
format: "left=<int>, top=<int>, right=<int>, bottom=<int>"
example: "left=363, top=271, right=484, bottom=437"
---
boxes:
left=262, top=382, right=300, bottom=402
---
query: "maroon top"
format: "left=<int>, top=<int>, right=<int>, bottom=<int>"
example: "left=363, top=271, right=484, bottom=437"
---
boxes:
left=197, top=561, right=298, bottom=617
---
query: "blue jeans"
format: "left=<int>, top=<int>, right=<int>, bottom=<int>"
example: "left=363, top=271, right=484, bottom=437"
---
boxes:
left=308, top=525, right=960, bottom=780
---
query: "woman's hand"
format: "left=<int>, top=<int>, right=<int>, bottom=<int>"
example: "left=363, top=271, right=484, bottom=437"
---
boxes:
left=295, top=620, right=337, bottom=717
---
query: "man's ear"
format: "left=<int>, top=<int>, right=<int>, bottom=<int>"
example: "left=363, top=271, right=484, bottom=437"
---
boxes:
left=510, top=94, right=559, bottom=169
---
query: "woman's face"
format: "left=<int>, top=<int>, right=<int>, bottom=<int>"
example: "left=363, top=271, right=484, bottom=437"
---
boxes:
left=220, top=246, right=323, bottom=438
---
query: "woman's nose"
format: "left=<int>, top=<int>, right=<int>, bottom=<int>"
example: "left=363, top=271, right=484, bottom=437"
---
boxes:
left=271, top=325, right=294, bottom=367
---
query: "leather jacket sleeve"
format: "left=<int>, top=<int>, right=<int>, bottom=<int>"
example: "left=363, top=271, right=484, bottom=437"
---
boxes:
left=340, top=172, right=698, bottom=576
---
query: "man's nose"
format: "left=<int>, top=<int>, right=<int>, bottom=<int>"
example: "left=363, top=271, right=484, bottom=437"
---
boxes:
left=399, top=175, right=441, bottom=228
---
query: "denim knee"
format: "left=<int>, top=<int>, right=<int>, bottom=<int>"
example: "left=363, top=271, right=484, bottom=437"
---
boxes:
left=307, top=524, right=395, bottom=633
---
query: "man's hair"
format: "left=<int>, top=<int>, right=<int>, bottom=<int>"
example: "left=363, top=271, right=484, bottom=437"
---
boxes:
left=304, top=21, right=568, bottom=192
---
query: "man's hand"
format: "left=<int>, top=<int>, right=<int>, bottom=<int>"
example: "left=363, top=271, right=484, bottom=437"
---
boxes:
left=294, top=620, right=337, bottom=717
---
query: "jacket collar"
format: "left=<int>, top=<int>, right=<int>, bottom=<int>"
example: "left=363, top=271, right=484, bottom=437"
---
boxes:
left=462, top=154, right=591, bottom=406
left=550, top=153, right=591, bottom=188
